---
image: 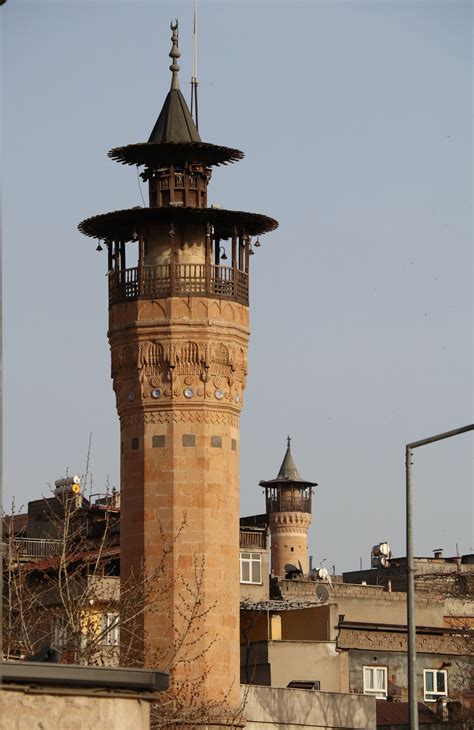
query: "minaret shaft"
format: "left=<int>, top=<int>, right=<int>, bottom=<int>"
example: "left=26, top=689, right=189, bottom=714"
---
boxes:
left=110, top=294, right=249, bottom=711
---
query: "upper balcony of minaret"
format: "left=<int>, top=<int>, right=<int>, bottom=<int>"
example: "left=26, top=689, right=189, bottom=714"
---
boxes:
left=142, top=162, right=211, bottom=209
left=259, top=437, right=318, bottom=515
left=78, top=20, right=278, bottom=311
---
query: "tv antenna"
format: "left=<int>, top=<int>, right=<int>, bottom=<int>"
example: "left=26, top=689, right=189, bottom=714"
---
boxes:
left=190, top=0, right=199, bottom=131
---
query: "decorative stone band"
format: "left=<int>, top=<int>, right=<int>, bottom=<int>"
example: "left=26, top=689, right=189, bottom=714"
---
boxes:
left=120, top=409, right=240, bottom=428
left=269, top=512, right=312, bottom=529
left=269, top=525, right=311, bottom=537
left=111, top=335, right=248, bottom=414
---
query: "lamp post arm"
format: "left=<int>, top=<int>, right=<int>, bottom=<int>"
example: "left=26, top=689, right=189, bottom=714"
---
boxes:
left=407, top=424, right=473, bottom=450
left=406, top=423, right=473, bottom=730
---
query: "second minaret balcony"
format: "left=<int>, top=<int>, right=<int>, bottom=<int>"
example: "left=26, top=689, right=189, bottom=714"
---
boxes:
left=109, top=261, right=248, bottom=306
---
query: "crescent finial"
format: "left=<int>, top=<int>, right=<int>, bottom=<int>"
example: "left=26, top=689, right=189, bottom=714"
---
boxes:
left=169, top=19, right=180, bottom=89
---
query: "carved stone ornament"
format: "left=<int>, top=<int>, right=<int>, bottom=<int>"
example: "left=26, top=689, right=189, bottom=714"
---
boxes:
left=120, top=410, right=240, bottom=428
left=112, top=334, right=248, bottom=414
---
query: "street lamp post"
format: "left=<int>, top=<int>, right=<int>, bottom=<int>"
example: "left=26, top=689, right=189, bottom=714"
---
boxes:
left=406, top=424, right=473, bottom=730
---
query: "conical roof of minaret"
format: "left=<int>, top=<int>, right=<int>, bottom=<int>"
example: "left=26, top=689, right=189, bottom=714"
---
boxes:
left=148, top=20, right=201, bottom=144
left=107, top=19, right=244, bottom=168
left=276, top=438, right=301, bottom=481
left=259, top=437, right=318, bottom=488
left=148, top=88, right=201, bottom=143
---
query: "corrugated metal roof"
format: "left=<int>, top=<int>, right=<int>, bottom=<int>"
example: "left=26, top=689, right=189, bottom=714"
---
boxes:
left=376, top=700, right=435, bottom=725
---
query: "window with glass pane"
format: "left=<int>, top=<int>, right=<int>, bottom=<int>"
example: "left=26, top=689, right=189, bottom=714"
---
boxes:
left=363, top=666, right=387, bottom=698
left=424, top=670, right=447, bottom=701
left=101, top=612, right=120, bottom=646
left=240, top=552, right=262, bottom=584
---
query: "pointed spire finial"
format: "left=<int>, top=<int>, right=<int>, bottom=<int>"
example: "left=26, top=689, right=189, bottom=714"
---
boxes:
left=287, top=434, right=292, bottom=449
left=169, top=19, right=180, bottom=90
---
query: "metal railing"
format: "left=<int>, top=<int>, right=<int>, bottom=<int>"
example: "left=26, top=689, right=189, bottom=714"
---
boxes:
left=11, top=538, right=63, bottom=559
left=109, top=263, right=249, bottom=307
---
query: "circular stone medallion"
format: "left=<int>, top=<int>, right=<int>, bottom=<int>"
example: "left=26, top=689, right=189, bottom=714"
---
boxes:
left=215, top=389, right=224, bottom=400
left=128, top=390, right=135, bottom=402
left=183, top=387, right=194, bottom=399
left=151, top=388, right=162, bottom=399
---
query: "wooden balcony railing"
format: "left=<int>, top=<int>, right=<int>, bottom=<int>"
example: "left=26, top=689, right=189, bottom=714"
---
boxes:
left=109, top=263, right=249, bottom=307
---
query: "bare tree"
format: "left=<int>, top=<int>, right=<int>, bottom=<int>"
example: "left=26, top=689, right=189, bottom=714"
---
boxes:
left=2, top=493, right=245, bottom=728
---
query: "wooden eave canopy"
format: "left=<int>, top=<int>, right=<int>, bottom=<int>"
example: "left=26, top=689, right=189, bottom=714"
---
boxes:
left=259, top=478, right=318, bottom=489
left=108, top=141, right=244, bottom=168
left=78, top=206, right=278, bottom=242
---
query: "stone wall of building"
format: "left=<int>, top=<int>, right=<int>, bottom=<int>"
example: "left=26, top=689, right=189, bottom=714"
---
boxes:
left=276, top=579, right=447, bottom=629
left=338, top=627, right=470, bottom=655
left=345, top=648, right=473, bottom=706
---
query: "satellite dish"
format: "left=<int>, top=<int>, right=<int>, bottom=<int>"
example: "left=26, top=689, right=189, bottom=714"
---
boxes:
left=316, top=585, right=329, bottom=603
left=317, top=568, right=329, bottom=580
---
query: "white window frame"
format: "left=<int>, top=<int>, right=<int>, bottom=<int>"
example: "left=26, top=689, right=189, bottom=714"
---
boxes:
left=363, top=665, right=388, bottom=698
left=101, top=612, right=120, bottom=646
left=240, top=551, right=262, bottom=584
left=423, top=669, right=447, bottom=702
left=52, top=616, right=66, bottom=648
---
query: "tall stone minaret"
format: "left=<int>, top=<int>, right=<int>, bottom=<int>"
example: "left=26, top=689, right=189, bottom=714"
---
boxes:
left=260, top=437, right=317, bottom=576
left=79, top=21, right=277, bottom=725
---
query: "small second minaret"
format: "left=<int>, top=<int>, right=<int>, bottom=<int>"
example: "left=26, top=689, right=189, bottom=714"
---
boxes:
left=260, top=437, right=317, bottom=576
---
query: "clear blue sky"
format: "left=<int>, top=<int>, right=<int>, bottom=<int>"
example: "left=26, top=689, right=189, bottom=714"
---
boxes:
left=3, top=0, right=472, bottom=571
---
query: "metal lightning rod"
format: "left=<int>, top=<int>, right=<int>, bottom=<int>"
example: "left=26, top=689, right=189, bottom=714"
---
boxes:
left=190, top=0, right=199, bottom=130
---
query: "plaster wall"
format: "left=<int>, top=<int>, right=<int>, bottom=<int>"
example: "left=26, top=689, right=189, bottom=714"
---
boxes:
left=0, top=688, right=150, bottom=730
left=268, top=640, right=349, bottom=693
left=240, top=639, right=349, bottom=694
left=241, top=684, right=376, bottom=729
